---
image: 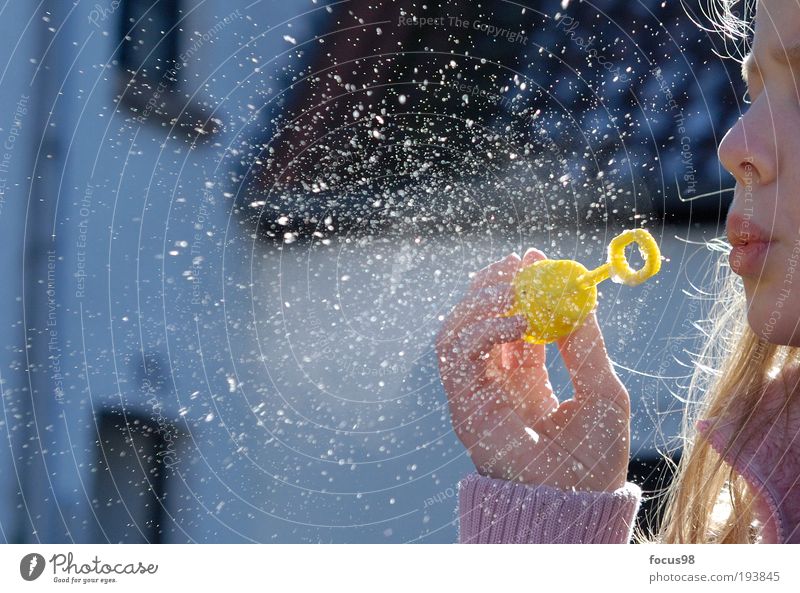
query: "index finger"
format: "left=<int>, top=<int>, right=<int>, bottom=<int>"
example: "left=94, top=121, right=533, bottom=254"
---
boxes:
left=438, top=252, right=522, bottom=346
left=469, top=252, right=521, bottom=291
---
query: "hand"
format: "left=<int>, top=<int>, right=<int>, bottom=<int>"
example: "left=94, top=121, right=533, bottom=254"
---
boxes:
left=435, top=248, right=631, bottom=492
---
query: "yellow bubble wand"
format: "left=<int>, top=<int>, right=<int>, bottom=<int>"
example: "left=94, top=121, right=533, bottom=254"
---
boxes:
left=505, top=228, right=662, bottom=344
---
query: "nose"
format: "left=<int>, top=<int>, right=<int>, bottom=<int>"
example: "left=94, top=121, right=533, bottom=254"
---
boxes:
left=717, top=102, right=777, bottom=187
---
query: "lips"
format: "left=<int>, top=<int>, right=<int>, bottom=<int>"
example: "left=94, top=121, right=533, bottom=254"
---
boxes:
left=726, top=212, right=775, bottom=277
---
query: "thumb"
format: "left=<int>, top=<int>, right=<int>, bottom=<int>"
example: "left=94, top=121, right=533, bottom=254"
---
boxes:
left=556, top=308, right=623, bottom=398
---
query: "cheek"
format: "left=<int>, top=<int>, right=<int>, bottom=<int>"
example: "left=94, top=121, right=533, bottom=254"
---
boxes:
left=779, top=125, right=800, bottom=226
left=778, top=187, right=800, bottom=233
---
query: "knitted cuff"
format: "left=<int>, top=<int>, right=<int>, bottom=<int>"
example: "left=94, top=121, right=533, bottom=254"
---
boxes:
left=458, top=473, right=642, bottom=544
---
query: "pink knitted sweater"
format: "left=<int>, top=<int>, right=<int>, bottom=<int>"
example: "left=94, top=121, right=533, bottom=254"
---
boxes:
left=458, top=474, right=642, bottom=544
left=458, top=384, right=800, bottom=543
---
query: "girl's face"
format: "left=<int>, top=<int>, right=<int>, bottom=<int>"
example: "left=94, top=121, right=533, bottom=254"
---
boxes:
left=718, top=0, right=800, bottom=346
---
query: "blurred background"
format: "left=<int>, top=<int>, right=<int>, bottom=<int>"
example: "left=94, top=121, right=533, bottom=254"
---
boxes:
left=0, top=0, right=745, bottom=543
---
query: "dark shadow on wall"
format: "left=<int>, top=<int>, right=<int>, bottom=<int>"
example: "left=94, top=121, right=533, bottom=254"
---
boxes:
left=92, top=409, right=174, bottom=543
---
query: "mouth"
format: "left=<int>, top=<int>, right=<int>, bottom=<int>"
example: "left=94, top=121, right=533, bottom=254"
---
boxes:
left=728, top=241, right=772, bottom=277
left=726, top=212, right=775, bottom=277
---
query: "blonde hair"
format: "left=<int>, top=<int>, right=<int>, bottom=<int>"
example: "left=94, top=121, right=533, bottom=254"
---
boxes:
left=633, top=240, right=797, bottom=543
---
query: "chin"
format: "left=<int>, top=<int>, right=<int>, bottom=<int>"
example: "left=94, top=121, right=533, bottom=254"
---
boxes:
left=745, top=297, right=800, bottom=346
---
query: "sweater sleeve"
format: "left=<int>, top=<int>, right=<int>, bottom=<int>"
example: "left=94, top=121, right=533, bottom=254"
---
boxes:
left=457, top=473, right=643, bottom=544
